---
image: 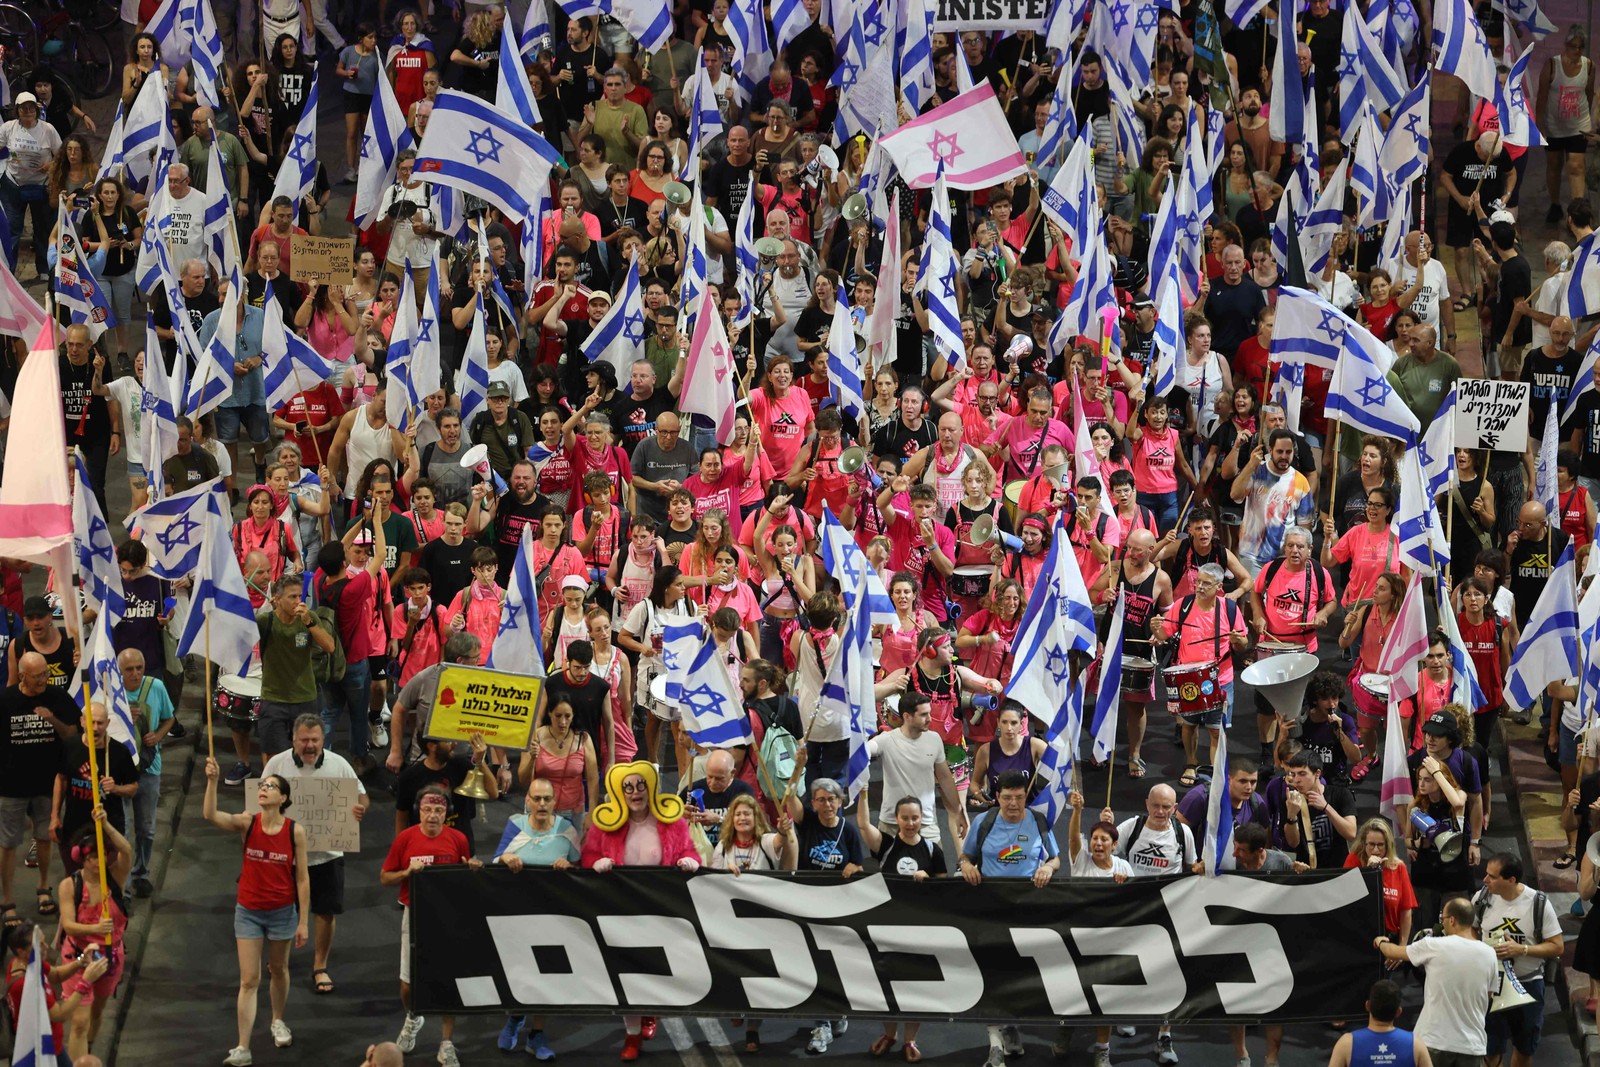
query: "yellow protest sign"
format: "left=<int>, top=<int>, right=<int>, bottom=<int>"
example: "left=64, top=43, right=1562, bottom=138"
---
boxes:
left=427, top=664, right=542, bottom=749
left=289, top=234, right=355, bottom=284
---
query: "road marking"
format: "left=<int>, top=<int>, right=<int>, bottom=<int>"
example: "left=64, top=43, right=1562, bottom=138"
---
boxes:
left=697, top=1016, right=743, bottom=1067
left=663, top=1015, right=711, bottom=1067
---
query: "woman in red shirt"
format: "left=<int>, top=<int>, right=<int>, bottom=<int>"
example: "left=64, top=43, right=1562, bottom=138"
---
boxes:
left=203, top=758, right=310, bottom=1067
left=386, top=13, right=435, bottom=120
left=1358, top=269, right=1402, bottom=342
left=1456, top=577, right=1513, bottom=746
left=1343, top=818, right=1416, bottom=946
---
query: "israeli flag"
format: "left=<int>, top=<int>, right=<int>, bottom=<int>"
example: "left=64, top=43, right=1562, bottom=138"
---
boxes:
left=1420, top=382, right=1457, bottom=498
left=1562, top=333, right=1600, bottom=427
left=1006, top=512, right=1096, bottom=734
left=126, top=477, right=227, bottom=578
left=1201, top=734, right=1233, bottom=875
left=497, top=11, right=543, bottom=125
left=1535, top=400, right=1560, bottom=516
left=1436, top=580, right=1489, bottom=712
left=271, top=80, right=320, bottom=202
left=826, top=299, right=865, bottom=418
left=895, top=0, right=936, bottom=113
left=1504, top=543, right=1580, bottom=711
left=73, top=452, right=125, bottom=627
left=88, top=609, right=140, bottom=766
left=582, top=257, right=647, bottom=379
left=818, top=506, right=897, bottom=626
left=662, top=621, right=754, bottom=748
left=1338, top=2, right=1405, bottom=142
left=186, top=283, right=238, bottom=418
left=138, top=316, right=178, bottom=502
left=618, top=0, right=674, bottom=55
left=1309, top=290, right=1420, bottom=444
left=1089, top=588, right=1127, bottom=764
left=487, top=523, right=546, bottom=676
left=818, top=570, right=878, bottom=802
left=918, top=167, right=965, bottom=367
left=260, top=280, right=337, bottom=412
left=11, top=929, right=60, bottom=1067
left=414, top=91, right=561, bottom=224
left=354, top=73, right=414, bottom=230
left=1029, top=675, right=1085, bottom=826
left=1396, top=447, right=1448, bottom=576
left=732, top=187, right=759, bottom=331
left=176, top=500, right=259, bottom=677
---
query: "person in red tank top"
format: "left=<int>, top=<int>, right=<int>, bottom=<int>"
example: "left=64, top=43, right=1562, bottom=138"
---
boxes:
left=1456, top=578, right=1513, bottom=742
left=203, top=758, right=310, bottom=1067
left=1557, top=454, right=1596, bottom=558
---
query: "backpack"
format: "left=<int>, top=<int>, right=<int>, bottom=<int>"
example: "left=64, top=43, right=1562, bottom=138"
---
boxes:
left=967, top=807, right=1053, bottom=863
left=310, top=577, right=350, bottom=683
left=751, top=697, right=801, bottom=792
left=1473, top=887, right=1557, bottom=984
left=1258, top=557, right=1334, bottom=626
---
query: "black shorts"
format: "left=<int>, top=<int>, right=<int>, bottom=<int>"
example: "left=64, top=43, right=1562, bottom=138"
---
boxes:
left=367, top=655, right=388, bottom=681
left=308, top=856, right=345, bottom=916
left=343, top=91, right=372, bottom=117
left=1547, top=133, right=1590, bottom=154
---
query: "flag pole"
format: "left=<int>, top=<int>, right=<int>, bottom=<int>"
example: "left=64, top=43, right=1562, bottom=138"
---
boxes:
left=287, top=362, right=325, bottom=468
left=1324, top=420, right=1342, bottom=519
left=1103, top=704, right=1117, bottom=810
left=68, top=446, right=112, bottom=921
left=205, top=617, right=215, bottom=761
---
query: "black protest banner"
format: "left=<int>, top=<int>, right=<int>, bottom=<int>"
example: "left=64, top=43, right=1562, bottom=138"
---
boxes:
left=411, top=867, right=1382, bottom=1022
left=933, top=0, right=1047, bottom=30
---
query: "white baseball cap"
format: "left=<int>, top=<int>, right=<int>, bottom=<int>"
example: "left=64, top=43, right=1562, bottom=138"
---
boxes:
left=13, top=93, right=37, bottom=108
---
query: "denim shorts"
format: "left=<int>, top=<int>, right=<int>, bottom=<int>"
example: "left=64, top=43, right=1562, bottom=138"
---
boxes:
left=213, top=403, right=271, bottom=445
left=234, top=902, right=299, bottom=941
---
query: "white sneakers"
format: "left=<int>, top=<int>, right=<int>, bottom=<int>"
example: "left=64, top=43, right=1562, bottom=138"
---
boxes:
left=270, top=1020, right=292, bottom=1048
left=438, top=1039, right=461, bottom=1066
left=398, top=1013, right=427, bottom=1054
left=807, top=1022, right=833, bottom=1054
left=999, top=1026, right=1024, bottom=1057
left=222, top=1049, right=252, bottom=1066
left=1156, top=1034, right=1179, bottom=1065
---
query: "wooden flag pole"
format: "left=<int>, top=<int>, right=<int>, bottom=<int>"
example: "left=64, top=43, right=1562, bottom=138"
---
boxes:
left=80, top=679, right=112, bottom=920
left=204, top=617, right=215, bottom=761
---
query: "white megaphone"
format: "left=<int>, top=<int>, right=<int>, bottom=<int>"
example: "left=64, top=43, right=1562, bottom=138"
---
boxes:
left=1485, top=934, right=1539, bottom=1013
left=837, top=446, right=883, bottom=489
left=969, top=514, right=1023, bottom=552
left=1003, top=335, right=1034, bottom=365
left=461, top=443, right=507, bottom=494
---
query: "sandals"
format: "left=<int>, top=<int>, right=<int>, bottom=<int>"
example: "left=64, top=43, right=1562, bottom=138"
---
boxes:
left=1451, top=294, right=1477, bottom=312
left=1127, top=756, right=1147, bottom=779
left=1556, top=852, right=1578, bottom=870
left=312, top=968, right=334, bottom=994
left=34, top=888, right=56, bottom=917
left=870, top=1035, right=897, bottom=1058
left=1179, top=766, right=1198, bottom=787
left=903, top=1041, right=923, bottom=1063
left=1348, top=755, right=1376, bottom=783
left=0, top=902, right=17, bottom=930
left=744, top=1029, right=761, bottom=1054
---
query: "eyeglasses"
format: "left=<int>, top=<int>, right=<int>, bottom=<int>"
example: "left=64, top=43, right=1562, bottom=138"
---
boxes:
left=621, top=781, right=649, bottom=794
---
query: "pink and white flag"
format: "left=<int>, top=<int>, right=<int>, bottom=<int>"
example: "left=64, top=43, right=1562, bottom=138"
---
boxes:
left=0, top=319, right=72, bottom=558
left=0, top=255, right=47, bottom=339
left=681, top=304, right=738, bottom=445
left=1375, top=571, right=1428, bottom=831
left=876, top=82, right=1026, bottom=190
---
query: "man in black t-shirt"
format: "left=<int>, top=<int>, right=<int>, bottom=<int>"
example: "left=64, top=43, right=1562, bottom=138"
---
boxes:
left=1488, top=221, right=1532, bottom=364
left=705, top=125, right=757, bottom=225
left=551, top=18, right=611, bottom=123
left=608, top=361, right=679, bottom=452
left=56, top=702, right=139, bottom=850
left=684, top=750, right=755, bottom=847
left=1507, top=501, right=1571, bottom=629
left=0, top=652, right=82, bottom=909
left=1520, top=316, right=1578, bottom=434
left=486, top=459, right=551, bottom=573
left=540, top=643, right=616, bottom=770
left=395, top=737, right=487, bottom=853
left=419, top=507, right=483, bottom=608
left=149, top=259, right=220, bottom=366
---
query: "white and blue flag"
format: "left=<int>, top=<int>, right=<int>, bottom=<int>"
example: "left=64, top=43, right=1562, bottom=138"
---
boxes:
left=1201, top=735, right=1232, bottom=875
left=126, top=477, right=226, bottom=578
left=918, top=167, right=965, bottom=367
left=1089, top=588, right=1126, bottom=764
left=662, top=621, right=756, bottom=749
left=186, top=283, right=238, bottom=419
left=581, top=256, right=647, bottom=378
left=175, top=499, right=259, bottom=677
left=414, top=91, right=561, bottom=224
left=818, top=506, right=897, bottom=625
left=1504, top=543, right=1580, bottom=710
left=271, top=80, right=320, bottom=202
left=354, top=73, right=414, bottom=230
left=54, top=201, right=116, bottom=341
left=11, top=928, right=59, bottom=1067
left=261, top=280, right=337, bottom=412
left=487, top=523, right=546, bottom=676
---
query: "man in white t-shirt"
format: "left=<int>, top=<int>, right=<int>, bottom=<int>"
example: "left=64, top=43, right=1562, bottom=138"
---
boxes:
left=159, top=163, right=213, bottom=269
left=1398, top=231, right=1459, bottom=355
left=1104, top=783, right=1198, bottom=1067
left=1475, top=855, right=1562, bottom=1067
left=1375, top=896, right=1498, bottom=1066
left=864, top=691, right=964, bottom=844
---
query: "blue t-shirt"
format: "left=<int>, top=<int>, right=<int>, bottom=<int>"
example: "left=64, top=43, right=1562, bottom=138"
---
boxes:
left=961, top=810, right=1059, bottom=878
left=128, top=677, right=176, bottom=775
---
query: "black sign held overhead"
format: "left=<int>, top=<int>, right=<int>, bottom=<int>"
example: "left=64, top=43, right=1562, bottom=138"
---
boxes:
left=933, top=0, right=1048, bottom=30
left=411, top=868, right=1383, bottom=1023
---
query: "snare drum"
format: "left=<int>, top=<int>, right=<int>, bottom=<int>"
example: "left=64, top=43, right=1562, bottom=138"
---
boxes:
left=1003, top=479, right=1025, bottom=507
left=948, top=565, right=994, bottom=600
left=215, top=670, right=263, bottom=732
left=1254, top=640, right=1303, bottom=662
left=1164, top=661, right=1223, bottom=718
left=1121, top=656, right=1156, bottom=693
left=648, top=673, right=681, bottom=722
left=1353, top=671, right=1391, bottom=721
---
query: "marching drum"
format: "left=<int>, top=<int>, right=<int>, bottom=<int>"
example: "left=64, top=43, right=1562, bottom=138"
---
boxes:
left=648, top=674, right=681, bottom=722
left=1164, top=661, right=1223, bottom=718
left=1354, top=672, right=1392, bottom=718
left=1253, top=640, right=1303, bottom=662
left=948, top=565, right=994, bottom=600
left=1121, top=657, right=1157, bottom=692
left=1003, top=479, right=1026, bottom=507
left=215, top=669, right=263, bottom=732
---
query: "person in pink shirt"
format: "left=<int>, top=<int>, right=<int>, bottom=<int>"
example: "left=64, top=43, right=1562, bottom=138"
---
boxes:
left=996, top=386, right=1071, bottom=485
left=393, top=567, right=450, bottom=688
left=1066, top=478, right=1121, bottom=593
left=443, top=547, right=505, bottom=665
left=877, top=480, right=957, bottom=623
left=737, top=489, right=818, bottom=557
left=1249, top=530, right=1336, bottom=653
left=726, top=414, right=775, bottom=522
left=685, top=433, right=758, bottom=519
left=528, top=507, right=589, bottom=624
left=748, top=355, right=814, bottom=480
left=949, top=378, right=1014, bottom=455
left=1127, top=394, right=1196, bottom=533
left=1153, top=562, right=1249, bottom=776
left=1320, top=488, right=1404, bottom=606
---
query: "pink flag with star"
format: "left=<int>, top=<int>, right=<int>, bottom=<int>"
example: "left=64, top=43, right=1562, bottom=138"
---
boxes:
left=876, top=82, right=1027, bottom=190
left=681, top=298, right=738, bottom=446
